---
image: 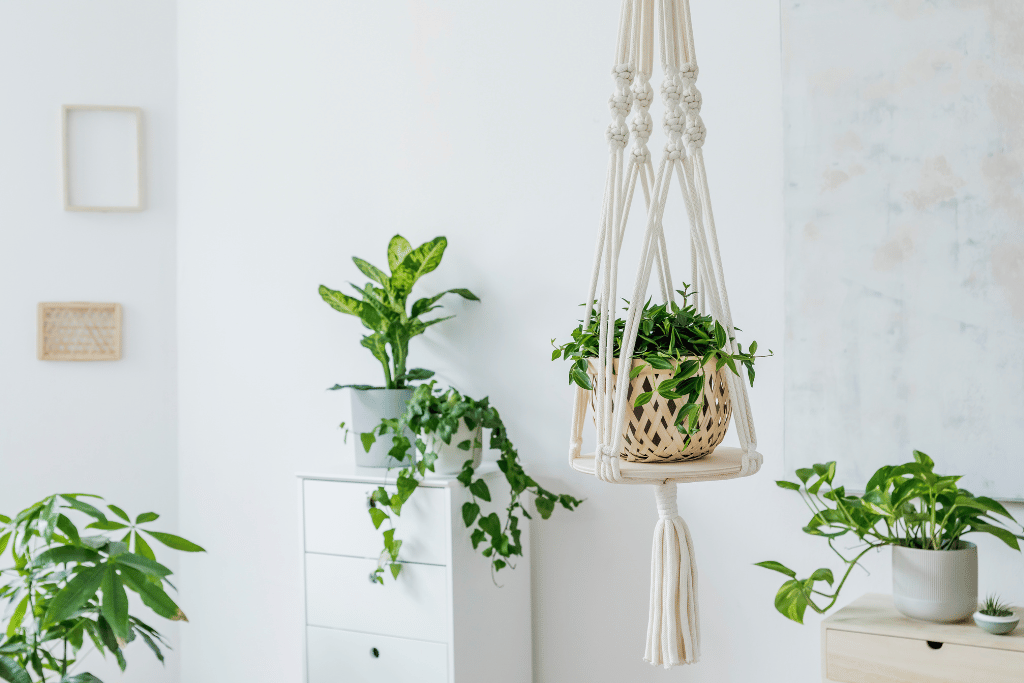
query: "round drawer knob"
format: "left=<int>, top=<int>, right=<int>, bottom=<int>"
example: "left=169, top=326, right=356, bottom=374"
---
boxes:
left=371, top=647, right=380, bottom=658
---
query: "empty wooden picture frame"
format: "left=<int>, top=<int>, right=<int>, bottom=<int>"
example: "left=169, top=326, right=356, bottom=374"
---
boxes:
left=38, top=302, right=122, bottom=361
left=61, top=105, right=145, bottom=212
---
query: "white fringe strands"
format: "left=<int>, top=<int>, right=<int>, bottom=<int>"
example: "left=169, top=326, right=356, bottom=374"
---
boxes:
left=566, top=0, right=764, bottom=669
left=645, top=483, right=700, bottom=667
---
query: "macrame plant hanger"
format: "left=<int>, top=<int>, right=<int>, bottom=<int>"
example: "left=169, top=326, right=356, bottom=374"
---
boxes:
left=567, top=0, right=763, bottom=668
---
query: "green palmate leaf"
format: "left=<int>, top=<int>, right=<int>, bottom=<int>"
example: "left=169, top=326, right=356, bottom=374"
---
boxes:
left=754, top=561, right=797, bottom=578
left=774, top=579, right=810, bottom=624
left=134, top=530, right=156, bottom=561
left=30, top=546, right=101, bottom=568
left=318, top=285, right=365, bottom=318
left=101, top=566, right=130, bottom=642
left=462, top=502, right=480, bottom=527
left=468, top=479, right=491, bottom=503
left=368, top=508, right=389, bottom=529
left=6, top=595, right=29, bottom=638
left=61, top=496, right=108, bottom=523
left=112, top=553, right=172, bottom=578
left=142, top=531, right=206, bottom=553
left=107, top=505, right=130, bottom=523
left=136, top=629, right=165, bottom=664
left=55, top=514, right=81, bottom=545
left=86, top=521, right=128, bottom=531
left=0, top=533, right=9, bottom=555
left=44, top=565, right=106, bottom=626
left=391, top=237, right=447, bottom=298
left=396, top=475, right=418, bottom=503
left=0, top=656, right=31, bottom=683
left=136, top=512, right=159, bottom=524
left=386, top=234, right=413, bottom=273
left=62, top=673, right=104, bottom=683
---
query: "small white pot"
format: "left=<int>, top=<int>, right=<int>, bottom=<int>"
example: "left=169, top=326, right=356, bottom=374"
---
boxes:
left=349, top=388, right=414, bottom=468
left=892, top=542, right=978, bottom=623
left=973, top=610, right=1021, bottom=635
left=426, top=419, right=483, bottom=475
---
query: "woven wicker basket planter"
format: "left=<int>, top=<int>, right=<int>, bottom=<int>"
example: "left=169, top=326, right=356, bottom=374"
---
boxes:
left=587, top=357, right=732, bottom=463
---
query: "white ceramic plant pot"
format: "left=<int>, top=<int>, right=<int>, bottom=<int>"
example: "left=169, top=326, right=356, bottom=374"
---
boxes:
left=427, top=419, right=483, bottom=475
left=973, top=609, right=1021, bottom=635
left=892, top=542, right=978, bottom=623
left=349, top=388, right=414, bottom=468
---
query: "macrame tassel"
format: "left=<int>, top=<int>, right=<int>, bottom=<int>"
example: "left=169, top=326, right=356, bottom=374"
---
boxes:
left=644, top=482, right=700, bottom=668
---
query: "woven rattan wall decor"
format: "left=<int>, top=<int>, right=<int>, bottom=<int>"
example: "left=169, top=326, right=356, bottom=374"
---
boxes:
left=37, top=302, right=122, bottom=361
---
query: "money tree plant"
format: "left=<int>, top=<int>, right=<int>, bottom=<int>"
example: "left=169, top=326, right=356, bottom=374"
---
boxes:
left=0, top=494, right=204, bottom=683
left=319, top=234, right=479, bottom=390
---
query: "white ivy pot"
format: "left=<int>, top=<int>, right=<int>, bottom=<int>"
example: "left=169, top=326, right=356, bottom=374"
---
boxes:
left=349, top=388, right=414, bottom=468
left=973, top=610, right=1021, bottom=635
left=427, top=419, right=483, bottom=475
left=892, top=542, right=978, bottom=623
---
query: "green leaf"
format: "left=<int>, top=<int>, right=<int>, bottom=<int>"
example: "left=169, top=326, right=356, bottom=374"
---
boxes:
left=107, top=505, right=131, bottom=523
left=369, top=508, right=389, bottom=529
left=646, top=356, right=673, bottom=370
left=360, top=432, right=377, bottom=453
left=318, top=285, right=365, bottom=317
left=569, top=366, right=593, bottom=390
left=86, top=521, right=128, bottom=531
left=714, top=321, right=727, bottom=348
left=121, top=566, right=181, bottom=620
left=478, top=513, right=502, bottom=537
left=0, top=533, right=9, bottom=556
left=470, top=529, right=486, bottom=549
left=44, top=565, right=106, bottom=626
left=396, top=475, right=418, bottom=503
left=535, top=497, right=555, bottom=520
left=63, top=673, right=105, bottom=682
left=101, top=566, right=130, bottom=642
left=386, top=234, right=413, bottom=273
left=809, top=568, right=835, bottom=586
left=30, top=546, right=101, bottom=568
left=776, top=480, right=801, bottom=491
left=629, top=363, right=646, bottom=379
left=411, top=289, right=479, bottom=318
left=774, top=579, right=810, bottom=624
left=462, top=502, right=480, bottom=527
left=0, top=656, right=31, bottom=683
left=398, top=368, right=435, bottom=382
left=55, top=514, right=81, bottom=545
left=61, top=496, right=108, bottom=523
left=136, top=512, right=159, bottom=524
left=795, top=468, right=814, bottom=484
left=754, top=561, right=797, bottom=578
left=390, top=564, right=402, bottom=580
left=112, top=553, right=172, bottom=578
left=469, top=479, right=491, bottom=502
left=352, top=257, right=392, bottom=292
left=633, top=391, right=653, bottom=407
left=391, top=236, right=447, bottom=298
left=6, top=595, right=29, bottom=638
left=142, top=531, right=206, bottom=553
left=134, top=531, right=156, bottom=561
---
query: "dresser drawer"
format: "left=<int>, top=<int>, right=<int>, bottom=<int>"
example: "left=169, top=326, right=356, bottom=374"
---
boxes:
left=307, top=625, right=448, bottom=683
left=825, top=628, right=1024, bottom=683
left=306, top=553, right=449, bottom=642
left=304, top=479, right=448, bottom=566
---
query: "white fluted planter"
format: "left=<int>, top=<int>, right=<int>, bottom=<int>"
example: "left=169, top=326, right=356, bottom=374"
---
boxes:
left=349, top=388, right=414, bottom=468
left=892, top=542, right=978, bottom=623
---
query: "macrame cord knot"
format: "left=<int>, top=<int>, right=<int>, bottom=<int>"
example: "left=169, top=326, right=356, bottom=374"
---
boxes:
left=678, top=61, right=699, bottom=88
left=609, top=91, right=635, bottom=120
left=607, top=122, right=630, bottom=149
left=654, top=481, right=679, bottom=519
left=681, top=86, right=702, bottom=115
left=632, top=79, right=655, bottom=110
left=612, top=63, right=636, bottom=90
left=660, top=75, right=683, bottom=106
left=665, top=139, right=686, bottom=161
left=683, top=115, right=706, bottom=150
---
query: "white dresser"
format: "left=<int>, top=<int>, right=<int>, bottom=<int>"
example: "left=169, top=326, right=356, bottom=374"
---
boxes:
left=300, top=466, right=532, bottom=683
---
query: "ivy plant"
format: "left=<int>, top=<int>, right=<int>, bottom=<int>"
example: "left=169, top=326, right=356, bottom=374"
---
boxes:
left=757, top=450, right=1024, bottom=624
left=552, top=283, right=769, bottom=439
left=0, top=494, right=204, bottom=683
left=361, top=382, right=583, bottom=583
left=319, top=235, right=479, bottom=390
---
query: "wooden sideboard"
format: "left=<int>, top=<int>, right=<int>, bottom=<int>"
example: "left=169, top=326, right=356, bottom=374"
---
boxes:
left=822, top=593, right=1024, bottom=683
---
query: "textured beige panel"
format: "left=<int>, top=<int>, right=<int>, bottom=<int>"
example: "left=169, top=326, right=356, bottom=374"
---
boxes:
left=38, top=302, right=122, bottom=361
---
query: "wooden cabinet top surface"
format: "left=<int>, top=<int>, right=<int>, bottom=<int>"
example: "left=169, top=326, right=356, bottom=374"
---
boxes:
left=824, top=593, right=1024, bottom=652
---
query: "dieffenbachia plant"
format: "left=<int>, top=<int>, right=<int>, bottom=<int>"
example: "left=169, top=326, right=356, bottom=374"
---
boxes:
left=0, top=494, right=204, bottom=683
left=319, top=235, right=479, bottom=390
left=757, top=451, right=1024, bottom=624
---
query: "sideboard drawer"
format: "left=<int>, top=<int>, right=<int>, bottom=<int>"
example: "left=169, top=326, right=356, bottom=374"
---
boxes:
left=304, top=479, right=449, bottom=566
left=307, top=625, right=448, bottom=683
left=306, top=553, right=449, bottom=642
left=825, top=628, right=1024, bottom=683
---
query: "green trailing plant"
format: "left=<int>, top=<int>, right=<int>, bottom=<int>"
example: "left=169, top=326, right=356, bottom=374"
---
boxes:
left=979, top=594, right=1014, bottom=618
left=319, top=234, right=479, bottom=390
left=0, top=494, right=204, bottom=683
left=361, top=382, right=583, bottom=583
left=757, top=451, right=1024, bottom=624
left=552, top=283, right=769, bottom=439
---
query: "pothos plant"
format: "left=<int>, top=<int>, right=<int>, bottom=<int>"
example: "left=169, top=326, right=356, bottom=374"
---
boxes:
left=552, top=283, right=769, bottom=440
left=0, top=494, right=204, bottom=683
left=757, top=451, right=1024, bottom=624
left=360, top=382, right=583, bottom=584
left=319, top=234, right=479, bottom=391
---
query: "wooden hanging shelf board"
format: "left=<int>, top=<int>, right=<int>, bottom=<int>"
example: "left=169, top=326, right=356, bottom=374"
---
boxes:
left=570, top=447, right=760, bottom=485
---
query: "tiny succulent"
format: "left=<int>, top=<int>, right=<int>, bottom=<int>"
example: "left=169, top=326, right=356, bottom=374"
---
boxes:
left=980, top=594, right=1014, bottom=618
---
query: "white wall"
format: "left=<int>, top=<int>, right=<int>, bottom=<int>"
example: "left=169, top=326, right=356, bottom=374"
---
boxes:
left=176, top=2, right=1024, bottom=683
left=0, top=3, right=179, bottom=682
